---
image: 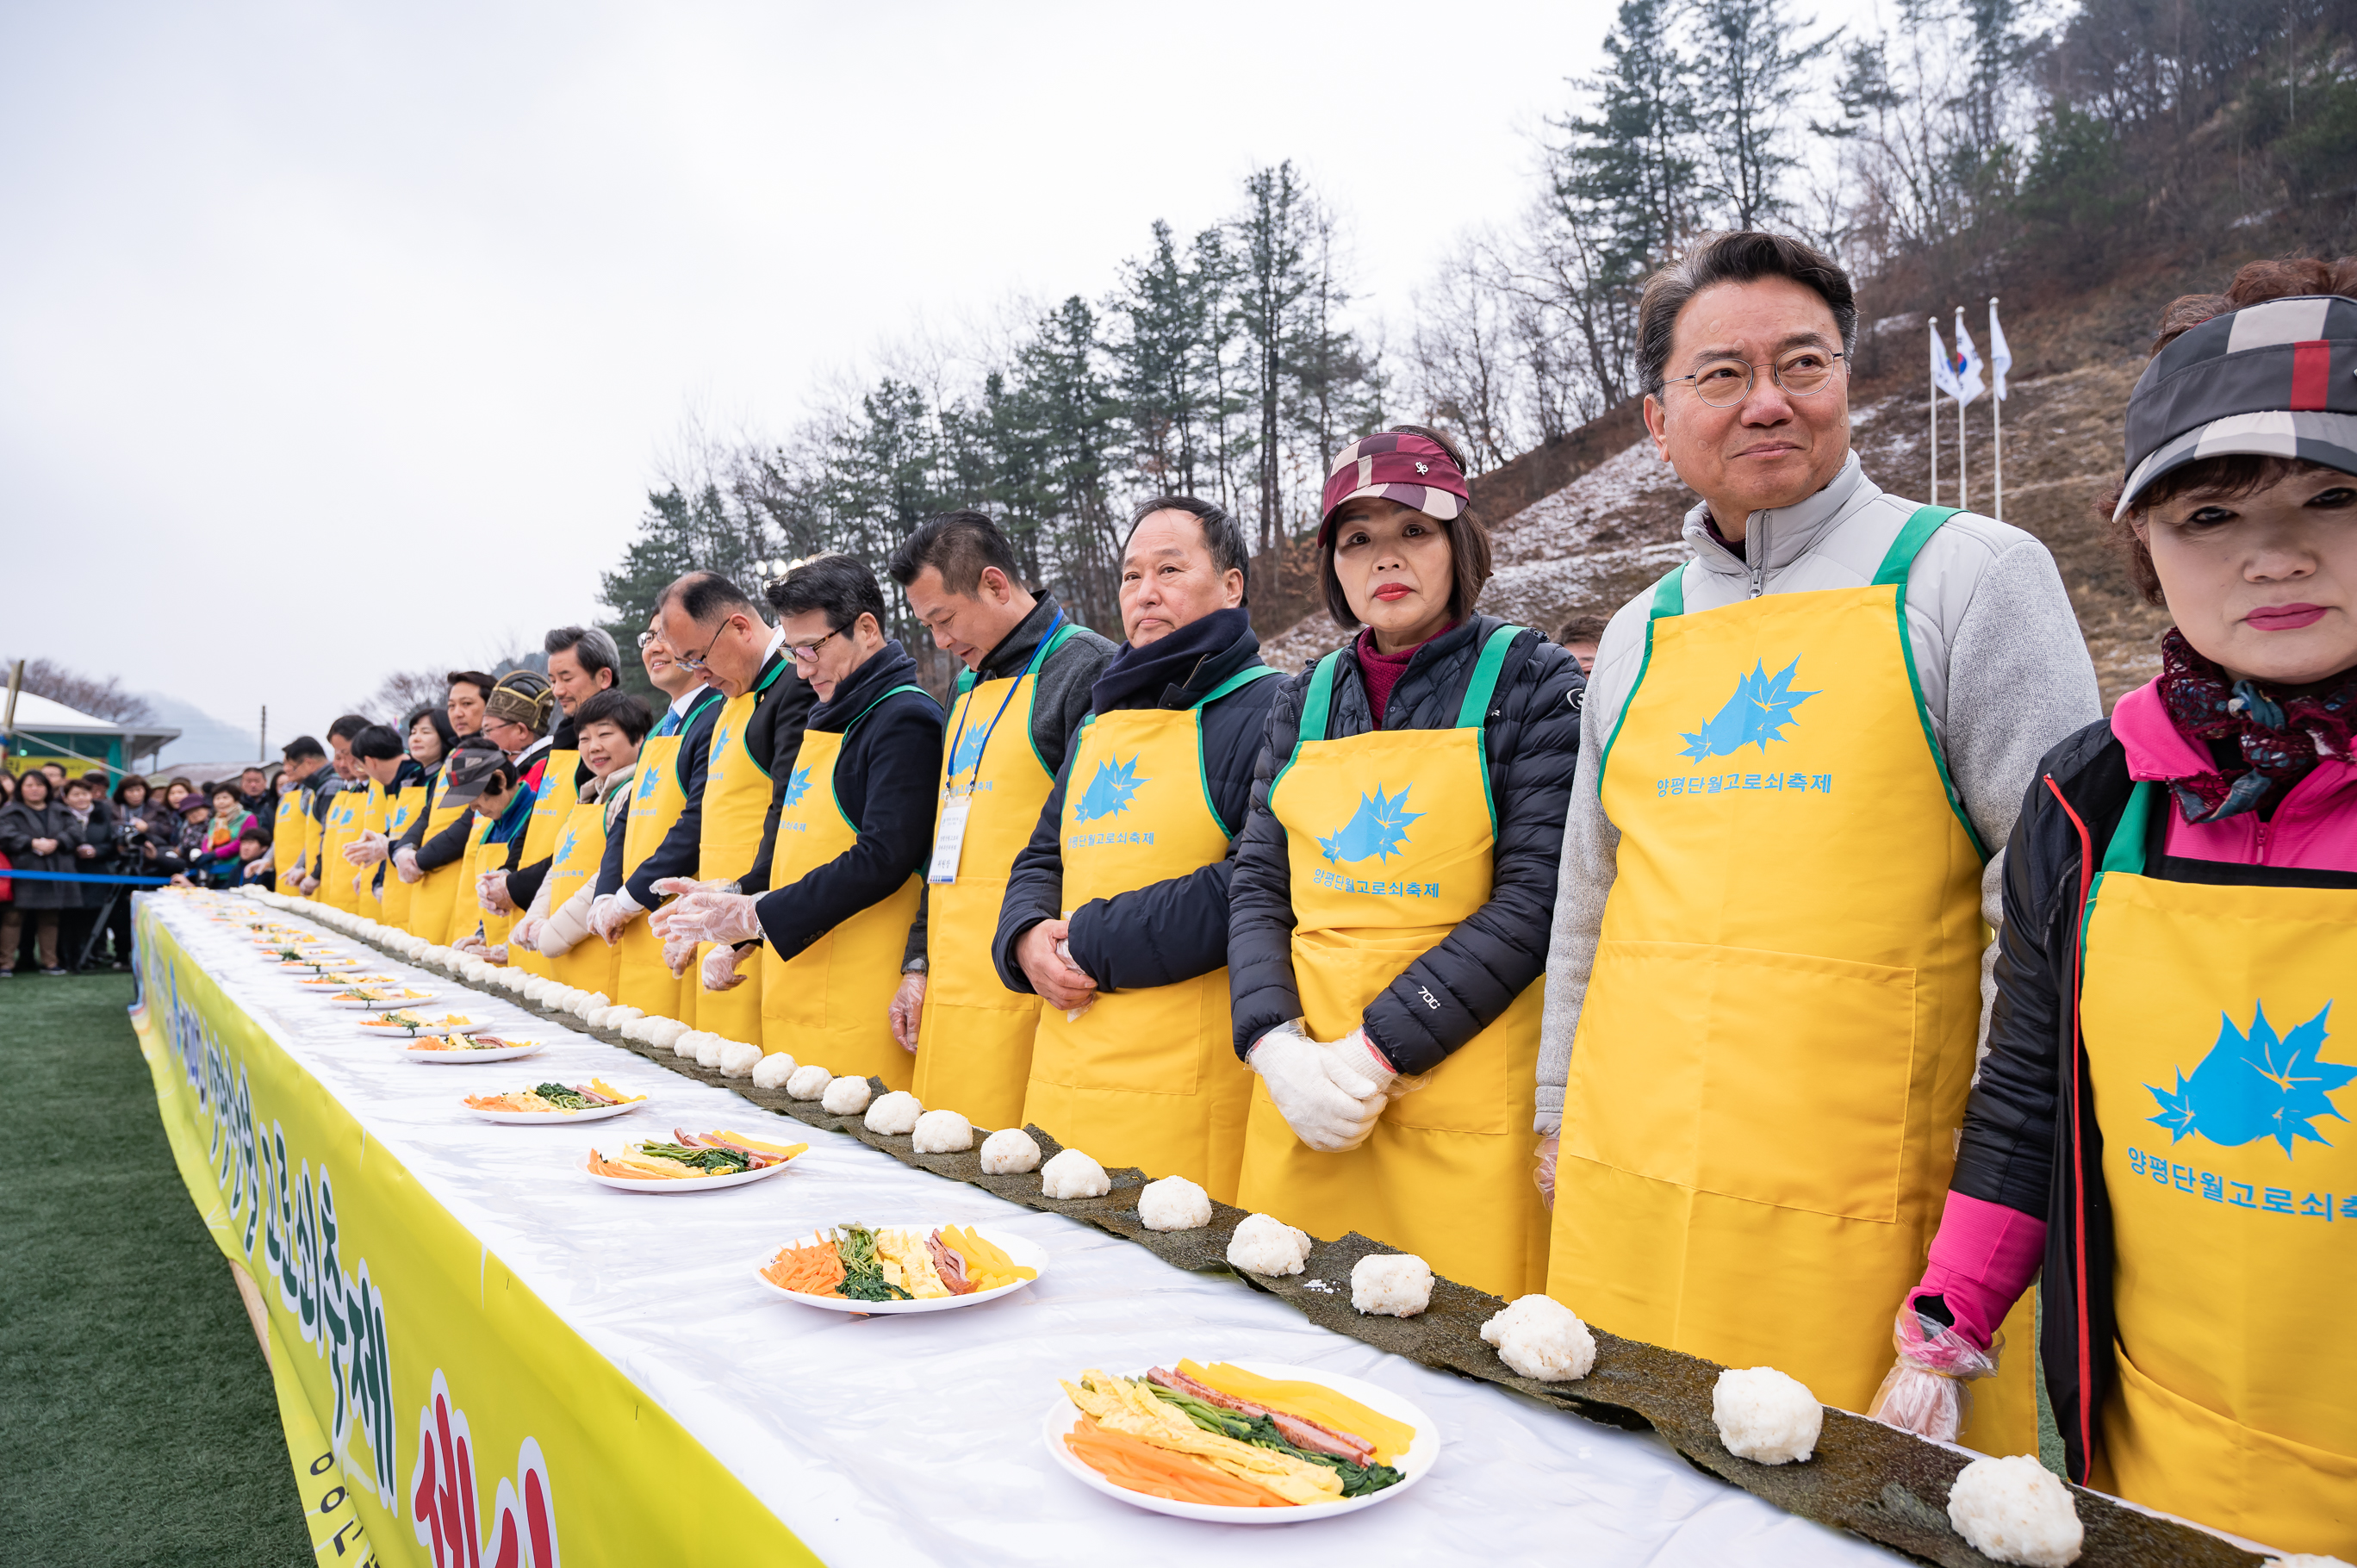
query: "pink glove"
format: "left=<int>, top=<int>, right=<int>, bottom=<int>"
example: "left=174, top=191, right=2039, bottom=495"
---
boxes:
left=701, top=943, right=751, bottom=992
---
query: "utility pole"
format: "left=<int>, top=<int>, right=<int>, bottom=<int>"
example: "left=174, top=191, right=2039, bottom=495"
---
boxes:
left=259, top=704, right=268, bottom=763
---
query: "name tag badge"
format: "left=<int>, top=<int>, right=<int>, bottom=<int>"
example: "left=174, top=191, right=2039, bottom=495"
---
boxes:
left=928, top=794, right=973, bottom=885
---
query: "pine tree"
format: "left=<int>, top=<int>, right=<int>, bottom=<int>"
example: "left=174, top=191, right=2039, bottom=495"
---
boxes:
left=1688, top=0, right=1832, bottom=230
left=1231, top=162, right=1314, bottom=555
left=1108, top=220, right=1218, bottom=497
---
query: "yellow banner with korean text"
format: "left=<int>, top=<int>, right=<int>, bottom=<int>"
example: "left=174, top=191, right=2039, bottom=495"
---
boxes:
left=129, top=897, right=818, bottom=1568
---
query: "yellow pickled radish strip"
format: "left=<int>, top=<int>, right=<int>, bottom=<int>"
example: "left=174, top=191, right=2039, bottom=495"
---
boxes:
left=942, top=1225, right=1036, bottom=1288
left=1178, top=1360, right=1415, bottom=1465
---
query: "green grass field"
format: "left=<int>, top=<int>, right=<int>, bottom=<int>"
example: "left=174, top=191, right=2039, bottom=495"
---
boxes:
left=0, top=971, right=314, bottom=1565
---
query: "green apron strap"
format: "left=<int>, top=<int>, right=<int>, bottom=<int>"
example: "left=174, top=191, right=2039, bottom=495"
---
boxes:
left=675, top=688, right=725, bottom=788
left=1456, top=625, right=1526, bottom=728
left=845, top=683, right=933, bottom=734
left=750, top=656, right=790, bottom=697
left=1297, top=650, right=1344, bottom=745
left=1039, top=621, right=1079, bottom=663
left=2103, top=781, right=2159, bottom=875
left=1648, top=563, right=1688, bottom=620
left=1191, top=662, right=1283, bottom=710
left=952, top=668, right=976, bottom=700
left=1873, top=505, right=1960, bottom=587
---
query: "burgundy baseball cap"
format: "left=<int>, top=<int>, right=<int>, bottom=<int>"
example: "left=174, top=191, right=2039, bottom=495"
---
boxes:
left=1317, top=432, right=1468, bottom=544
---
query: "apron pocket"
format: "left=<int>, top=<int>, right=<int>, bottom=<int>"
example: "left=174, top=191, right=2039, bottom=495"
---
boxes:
left=1570, top=939, right=1918, bottom=1223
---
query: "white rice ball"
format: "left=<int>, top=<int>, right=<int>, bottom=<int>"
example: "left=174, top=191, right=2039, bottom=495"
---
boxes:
left=1351, top=1253, right=1433, bottom=1317
left=619, top=1018, right=659, bottom=1044
left=693, top=1032, right=728, bottom=1068
left=911, top=1109, right=973, bottom=1154
left=584, top=1005, right=615, bottom=1029
left=864, top=1090, right=924, bottom=1134
left=605, top=1005, right=644, bottom=1026
left=2267, top=1558, right=2354, bottom=1568
left=644, top=1017, right=687, bottom=1048
left=716, top=1040, right=762, bottom=1078
left=1947, top=1455, right=2084, bottom=1567
left=520, top=976, right=552, bottom=1002
left=1227, top=1213, right=1313, bottom=1276
left=749, top=1052, right=796, bottom=1090
left=820, top=1075, right=873, bottom=1115
left=460, top=959, right=491, bottom=983
left=573, top=990, right=610, bottom=1018
left=979, top=1128, right=1041, bottom=1173
left=1041, top=1147, right=1110, bottom=1199
left=786, top=1064, right=832, bottom=1100
left=670, top=1028, right=704, bottom=1060
left=1712, top=1367, right=1822, bottom=1465
left=1136, top=1175, right=1212, bottom=1232
left=1479, top=1294, right=1595, bottom=1381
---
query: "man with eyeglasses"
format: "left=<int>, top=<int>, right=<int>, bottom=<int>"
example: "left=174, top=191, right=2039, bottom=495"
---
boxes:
left=1535, top=231, right=2098, bottom=1453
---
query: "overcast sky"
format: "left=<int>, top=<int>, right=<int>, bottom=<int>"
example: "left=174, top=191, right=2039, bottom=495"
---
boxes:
left=2, top=1, right=1877, bottom=742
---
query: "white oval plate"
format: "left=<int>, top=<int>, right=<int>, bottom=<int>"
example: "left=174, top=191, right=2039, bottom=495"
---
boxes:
left=395, top=1039, right=546, bottom=1063
left=579, top=1149, right=799, bottom=1192
left=352, top=1017, right=484, bottom=1039
left=750, top=1223, right=1048, bottom=1314
left=465, top=1098, right=644, bottom=1124
left=326, top=992, right=440, bottom=1009
left=294, top=975, right=401, bottom=991
left=275, top=962, right=369, bottom=975
left=1042, top=1360, right=1439, bottom=1523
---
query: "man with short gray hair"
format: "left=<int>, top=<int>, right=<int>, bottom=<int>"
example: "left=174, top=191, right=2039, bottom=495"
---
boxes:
left=1538, top=231, right=2099, bottom=1452
left=484, top=625, right=625, bottom=926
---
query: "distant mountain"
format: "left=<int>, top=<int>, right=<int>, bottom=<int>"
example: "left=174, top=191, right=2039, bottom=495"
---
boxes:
left=143, top=691, right=261, bottom=768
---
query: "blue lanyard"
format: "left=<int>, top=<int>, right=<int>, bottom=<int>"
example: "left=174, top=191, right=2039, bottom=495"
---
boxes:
left=944, top=608, right=1066, bottom=787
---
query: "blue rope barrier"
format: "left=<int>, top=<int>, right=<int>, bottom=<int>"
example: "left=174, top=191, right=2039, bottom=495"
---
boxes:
left=0, top=868, right=178, bottom=886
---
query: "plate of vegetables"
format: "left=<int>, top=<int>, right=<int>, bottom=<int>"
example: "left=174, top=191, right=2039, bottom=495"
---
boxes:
left=463, top=1080, right=646, bottom=1123
left=753, top=1223, right=1046, bottom=1314
left=395, top=1033, right=544, bottom=1062
left=354, top=1011, right=483, bottom=1038
left=581, top=1129, right=806, bottom=1190
left=1044, top=1360, right=1434, bottom=1522
left=327, top=986, right=439, bottom=1009
left=297, top=972, right=400, bottom=989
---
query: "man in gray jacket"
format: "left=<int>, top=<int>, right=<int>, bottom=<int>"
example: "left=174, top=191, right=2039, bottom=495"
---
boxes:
left=1536, top=232, right=2099, bottom=1447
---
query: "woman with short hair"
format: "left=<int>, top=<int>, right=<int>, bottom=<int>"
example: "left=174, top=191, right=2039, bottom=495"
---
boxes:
left=0, top=769, right=81, bottom=974
left=1226, top=426, right=1583, bottom=1297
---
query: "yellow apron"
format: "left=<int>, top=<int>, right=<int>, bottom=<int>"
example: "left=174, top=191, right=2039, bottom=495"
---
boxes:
left=450, top=814, right=494, bottom=948
left=1235, top=627, right=1549, bottom=1299
left=378, top=783, right=425, bottom=929
left=615, top=719, right=700, bottom=1019
left=509, top=749, right=577, bottom=979
left=693, top=673, right=787, bottom=1042
left=1023, top=666, right=1280, bottom=1201
left=2080, top=782, right=2356, bottom=1554
left=911, top=620, right=1080, bottom=1130
left=350, top=780, right=389, bottom=917
left=318, top=785, right=364, bottom=912
left=544, top=796, right=619, bottom=996
left=406, top=774, right=471, bottom=943
left=296, top=786, right=325, bottom=900
left=758, top=683, right=934, bottom=1084
left=1554, top=506, right=2035, bottom=1446
left=272, top=786, right=307, bottom=892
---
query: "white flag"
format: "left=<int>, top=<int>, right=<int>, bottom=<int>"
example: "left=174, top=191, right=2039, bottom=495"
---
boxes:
left=1930, top=321, right=1962, bottom=400
left=1987, top=301, right=2013, bottom=401
left=1952, top=308, right=1987, bottom=406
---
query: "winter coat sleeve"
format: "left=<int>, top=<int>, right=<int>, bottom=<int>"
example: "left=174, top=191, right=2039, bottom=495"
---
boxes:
left=1228, top=676, right=1310, bottom=1056
left=417, top=808, right=475, bottom=873
left=592, top=805, right=630, bottom=898
left=754, top=694, right=942, bottom=961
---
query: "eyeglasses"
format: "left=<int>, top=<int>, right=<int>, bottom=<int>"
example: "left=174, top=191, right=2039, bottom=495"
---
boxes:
left=636, top=630, right=660, bottom=649
left=1664, top=349, right=1847, bottom=408
left=674, top=623, right=727, bottom=673
left=786, top=626, right=843, bottom=665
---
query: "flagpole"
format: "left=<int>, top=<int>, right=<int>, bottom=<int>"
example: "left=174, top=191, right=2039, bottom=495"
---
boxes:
left=1990, top=296, right=2004, bottom=523
left=1928, top=316, right=1939, bottom=507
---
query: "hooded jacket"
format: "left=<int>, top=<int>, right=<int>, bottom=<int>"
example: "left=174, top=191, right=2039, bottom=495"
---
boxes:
left=1534, top=453, right=2103, bottom=1133
left=992, top=607, right=1281, bottom=996
left=0, top=797, right=84, bottom=910
left=1228, top=614, right=1583, bottom=1075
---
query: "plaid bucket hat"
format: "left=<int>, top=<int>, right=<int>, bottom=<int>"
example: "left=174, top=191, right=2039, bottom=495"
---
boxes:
left=1318, top=431, right=1468, bottom=544
left=2117, top=293, right=2357, bottom=518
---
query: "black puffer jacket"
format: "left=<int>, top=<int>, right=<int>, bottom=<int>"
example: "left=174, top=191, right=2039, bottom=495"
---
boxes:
left=993, top=611, right=1283, bottom=995
left=0, top=798, right=84, bottom=909
left=1228, top=615, right=1583, bottom=1073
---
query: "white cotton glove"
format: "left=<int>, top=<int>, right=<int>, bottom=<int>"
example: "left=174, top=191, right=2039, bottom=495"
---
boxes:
left=650, top=886, right=764, bottom=947
left=1322, top=1028, right=1402, bottom=1098
left=587, top=888, right=644, bottom=944
left=1249, top=1021, right=1385, bottom=1153
left=476, top=869, right=515, bottom=914
left=343, top=831, right=389, bottom=867
left=393, top=845, right=423, bottom=884
left=701, top=943, right=753, bottom=992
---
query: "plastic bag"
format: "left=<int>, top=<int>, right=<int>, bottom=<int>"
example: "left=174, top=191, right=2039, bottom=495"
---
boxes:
left=1868, top=1303, right=2000, bottom=1443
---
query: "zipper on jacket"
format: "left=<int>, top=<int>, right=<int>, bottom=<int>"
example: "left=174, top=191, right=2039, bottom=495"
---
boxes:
left=1747, top=515, right=1767, bottom=598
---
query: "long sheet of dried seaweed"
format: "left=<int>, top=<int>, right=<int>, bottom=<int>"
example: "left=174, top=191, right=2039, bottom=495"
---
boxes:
left=326, top=918, right=2264, bottom=1568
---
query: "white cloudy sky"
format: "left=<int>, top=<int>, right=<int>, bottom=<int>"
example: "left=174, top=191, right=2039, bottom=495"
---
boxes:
left=1, top=0, right=1878, bottom=741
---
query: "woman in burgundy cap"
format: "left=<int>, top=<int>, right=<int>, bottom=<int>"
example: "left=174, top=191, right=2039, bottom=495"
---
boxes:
left=1224, top=426, right=1584, bottom=1298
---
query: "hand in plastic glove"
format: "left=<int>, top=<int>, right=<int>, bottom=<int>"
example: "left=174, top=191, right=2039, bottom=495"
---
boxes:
left=1869, top=1301, right=1999, bottom=1442
left=701, top=943, right=752, bottom=992
left=477, top=869, right=515, bottom=914
left=509, top=915, right=544, bottom=952
left=888, top=971, right=926, bottom=1052
left=393, top=845, right=423, bottom=884
left=343, top=831, right=389, bottom=867
left=586, top=889, right=644, bottom=945
left=451, top=930, right=488, bottom=956
left=662, top=931, right=699, bottom=979
left=1249, top=1022, right=1384, bottom=1153
left=1015, top=918, right=1095, bottom=1011
left=1533, top=1133, right=1558, bottom=1207
left=300, top=875, right=320, bottom=894
left=481, top=943, right=509, bottom=966
left=649, top=886, right=762, bottom=947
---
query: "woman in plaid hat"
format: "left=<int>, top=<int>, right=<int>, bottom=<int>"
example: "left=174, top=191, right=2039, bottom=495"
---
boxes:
left=1874, top=258, right=2357, bottom=1558
left=1225, top=425, right=1583, bottom=1299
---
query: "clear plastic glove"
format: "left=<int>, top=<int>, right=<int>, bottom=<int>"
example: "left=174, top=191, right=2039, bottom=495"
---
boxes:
left=662, top=931, right=699, bottom=978
left=888, top=970, right=926, bottom=1051
left=451, top=930, right=489, bottom=957
left=1533, top=1132, right=1558, bottom=1207
left=393, top=845, right=423, bottom=884
left=509, top=915, right=544, bottom=952
left=1016, top=918, right=1095, bottom=1011
left=344, top=831, right=389, bottom=867
left=701, top=943, right=752, bottom=992
left=300, top=875, right=320, bottom=894
left=477, top=869, right=515, bottom=914
left=649, top=886, right=762, bottom=947
left=481, top=943, right=509, bottom=967
left=587, top=889, right=644, bottom=944
left=1250, top=1021, right=1385, bottom=1153
left=1868, top=1302, right=2000, bottom=1443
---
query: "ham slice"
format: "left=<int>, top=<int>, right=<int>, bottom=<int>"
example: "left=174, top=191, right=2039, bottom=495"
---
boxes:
left=1146, top=1367, right=1377, bottom=1463
left=927, top=1231, right=975, bottom=1294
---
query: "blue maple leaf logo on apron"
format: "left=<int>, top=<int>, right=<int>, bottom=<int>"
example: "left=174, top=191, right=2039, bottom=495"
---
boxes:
left=1073, top=756, right=1147, bottom=823
left=782, top=767, right=812, bottom=808
left=2147, top=1001, right=2356, bottom=1156
left=948, top=723, right=989, bottom=777
left=556, top=828, right=576, bottom=862
left=1682, top=659, right=1821, bottom=760
left=637, top=769, right=660, bottom=800
left=1320, top=785, right=1423, bottom=864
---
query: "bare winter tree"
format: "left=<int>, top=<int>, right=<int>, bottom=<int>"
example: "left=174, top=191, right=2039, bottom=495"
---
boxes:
left=1406, top=233, right=1529, bottom=471
left=351, top=669, right=455, bottom=726
left=5, top=657, right=156, bottom=725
